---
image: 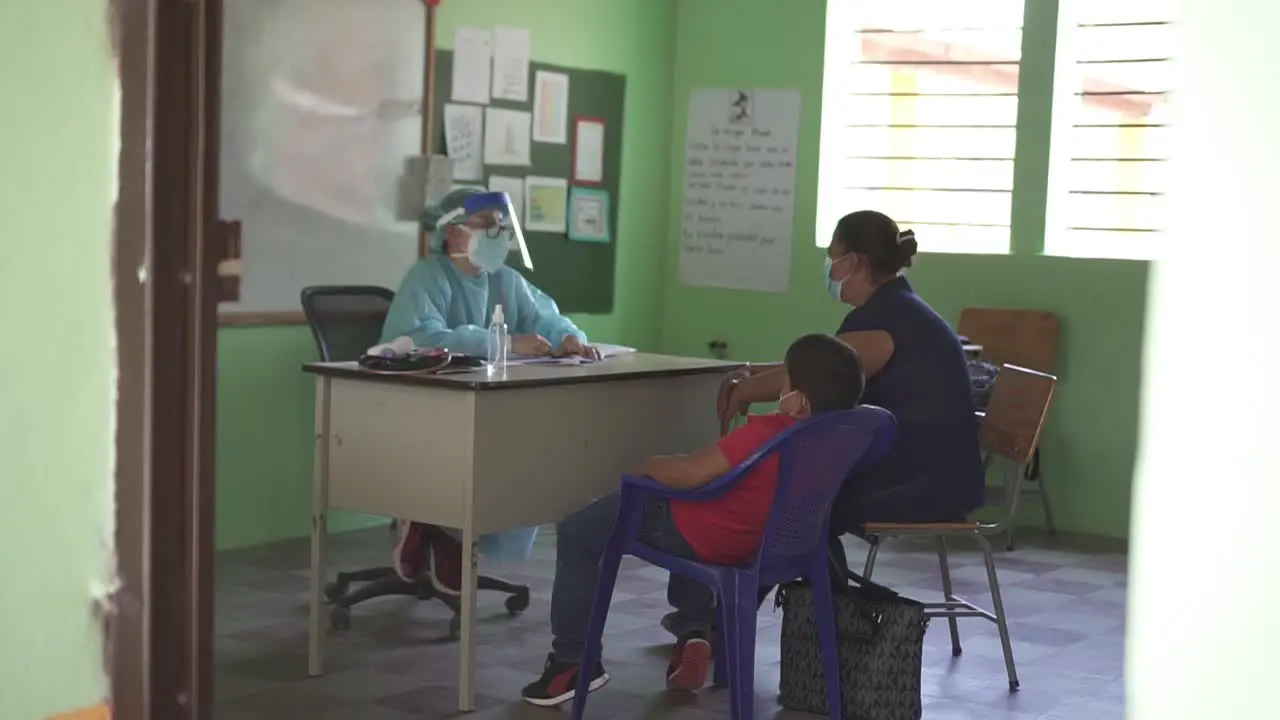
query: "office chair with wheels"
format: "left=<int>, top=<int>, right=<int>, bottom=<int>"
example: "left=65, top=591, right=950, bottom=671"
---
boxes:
left=300, top=285, right=530, bottom=638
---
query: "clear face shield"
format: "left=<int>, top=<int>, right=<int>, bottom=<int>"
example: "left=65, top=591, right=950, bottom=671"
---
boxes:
left=436, top=191, right=532, bottom=272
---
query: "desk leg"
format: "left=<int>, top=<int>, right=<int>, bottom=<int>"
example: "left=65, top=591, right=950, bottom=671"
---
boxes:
left=308, top=378, right=331, bottom=678
left=457, top=529, right=479, bottom=712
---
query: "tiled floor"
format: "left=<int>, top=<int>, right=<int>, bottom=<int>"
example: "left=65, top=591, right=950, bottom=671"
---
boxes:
left=214, top=526, right=1127, bottom=719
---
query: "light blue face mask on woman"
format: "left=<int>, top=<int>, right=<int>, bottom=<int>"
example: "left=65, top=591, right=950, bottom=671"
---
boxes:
left=823, top=255, right=850, bottom=301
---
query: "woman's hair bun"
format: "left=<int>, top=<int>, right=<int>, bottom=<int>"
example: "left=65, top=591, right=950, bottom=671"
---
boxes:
left=897, top=229, right=918, bottom=268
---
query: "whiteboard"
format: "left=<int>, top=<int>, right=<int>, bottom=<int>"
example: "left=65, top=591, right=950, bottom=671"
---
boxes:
left=678, top=88, right=802, bottom=293
left=218, top=0, right=426, bottom=315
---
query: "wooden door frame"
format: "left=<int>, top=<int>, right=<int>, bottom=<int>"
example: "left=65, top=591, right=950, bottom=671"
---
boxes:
left=111, top=0, right=220, bottom=717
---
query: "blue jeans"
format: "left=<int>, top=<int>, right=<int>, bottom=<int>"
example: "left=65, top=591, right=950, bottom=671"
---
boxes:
left=551, top=492, right=716, bottom=663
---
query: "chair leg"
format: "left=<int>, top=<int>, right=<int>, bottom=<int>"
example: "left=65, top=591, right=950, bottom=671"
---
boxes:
left=730, top=576, right=759, bottom=720
left=862, top=539, right=881, bottom=578
left=713, top=599, right=730, bottom=688
left=476, top=573, right=523, bottom=594
left=1005, top=462, right=1026, bottom=551
left=334, top=566, right=397, bottom=587
left=976, top=534, right=1019, bottom=692
left=1036, top=458, right=1057, bottom=537
left=936, top=537, right=962, bottom=657
left=808, top=560, right=844, bottom=720
left=476, top=574, right=532, bottom=615
left=717, top=583, right=742, bottom=715
left=330, top=572, right=418, bottom=608
left=570, top=548, right=623, bottom=720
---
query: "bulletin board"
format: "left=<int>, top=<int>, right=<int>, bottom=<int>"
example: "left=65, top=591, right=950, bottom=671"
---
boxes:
left=431, top=50, right=625, bottom=314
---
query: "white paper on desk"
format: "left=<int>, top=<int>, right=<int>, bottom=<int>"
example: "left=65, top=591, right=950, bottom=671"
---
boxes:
left=491, top=26, right=531, bottom=102
left=532, top=70, right=570, bottom=144
left=507, top=344, right=636, bottom=366
left=508, top=355, right=590, bottom=367
left=594, top=343, right=637, bottom=358
left=488, top=175, right=525, bottom=252
left=451, top=27, right=492, bottom=105
left=483, top=108, right=532, bottom=166
left=443, top=103, right=484, bottom=181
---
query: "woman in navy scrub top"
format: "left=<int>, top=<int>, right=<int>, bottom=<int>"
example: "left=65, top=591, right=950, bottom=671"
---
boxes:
left=720, top=210, right=985, bottom=538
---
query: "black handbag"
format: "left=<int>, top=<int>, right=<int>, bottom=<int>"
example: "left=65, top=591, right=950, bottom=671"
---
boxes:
left=777, top=565, right=928, bottom=720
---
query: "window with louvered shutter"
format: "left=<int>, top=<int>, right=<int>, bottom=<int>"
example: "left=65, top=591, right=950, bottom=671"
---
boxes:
left=817, top=0, right=1025, bottom=253
left=1048, top=0, right=1174, bottom=259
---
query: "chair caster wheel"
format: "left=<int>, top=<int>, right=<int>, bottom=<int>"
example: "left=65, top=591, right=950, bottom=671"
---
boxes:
left=505, top=588, right=530, bottom=616
left=325, top=582, right=345, bottom=603
left=449, top=615, right=461, bottom=639
left=330, top=606, right=351, bottom=631
left=1009, top=680, right=1020, bottom=692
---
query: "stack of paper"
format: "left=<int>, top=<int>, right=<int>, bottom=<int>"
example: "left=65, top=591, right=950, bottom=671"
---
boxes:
left=508, top=343, right=638, bottom=367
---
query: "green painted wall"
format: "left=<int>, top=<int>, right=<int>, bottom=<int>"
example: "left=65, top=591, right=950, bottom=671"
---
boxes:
left=0, top=2, right=115, bottom=718
left=660, top=0, right=1146, bottom=538
left=219, top=0, right=1146, bottom=547
left=215, top=0, right=678, bottom=548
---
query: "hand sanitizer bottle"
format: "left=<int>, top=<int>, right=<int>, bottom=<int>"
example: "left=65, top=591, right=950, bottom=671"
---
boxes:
left=487, top=304, right=509, bottom=374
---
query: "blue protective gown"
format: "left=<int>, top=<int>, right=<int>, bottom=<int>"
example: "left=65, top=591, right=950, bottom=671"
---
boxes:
left=380, top=253, right=587, bottom=561
left=381, top=253, right=586, bottom=355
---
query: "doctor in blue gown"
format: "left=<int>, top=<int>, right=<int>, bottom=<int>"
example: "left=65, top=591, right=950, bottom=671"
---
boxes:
left=382, top=187, right=596, bottom=359
left=382, top=187, right=598, bottom=593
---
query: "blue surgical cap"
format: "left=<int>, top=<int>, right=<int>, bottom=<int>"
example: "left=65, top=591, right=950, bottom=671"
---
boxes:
left=421, top=187, right=485, bottom=250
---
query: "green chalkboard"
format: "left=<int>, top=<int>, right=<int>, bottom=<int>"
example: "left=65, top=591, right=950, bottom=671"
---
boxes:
left=430, top=51, right=625, bottom=314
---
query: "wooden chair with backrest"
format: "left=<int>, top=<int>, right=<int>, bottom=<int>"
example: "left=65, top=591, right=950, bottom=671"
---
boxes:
left=958, top=307, right=1061, bottom=547
left=859, top=364, right=1059, bottom=694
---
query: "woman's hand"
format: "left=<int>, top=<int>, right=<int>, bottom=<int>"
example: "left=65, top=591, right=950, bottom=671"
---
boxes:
left=716, top=368, right=752, bottom=426
left=511, top=334, right=552, bottom=357
left=556, top=336, right=601, bottom=360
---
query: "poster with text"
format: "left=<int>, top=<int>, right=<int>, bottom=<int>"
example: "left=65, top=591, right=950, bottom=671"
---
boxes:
left=678, top=88, right=801, bottom=293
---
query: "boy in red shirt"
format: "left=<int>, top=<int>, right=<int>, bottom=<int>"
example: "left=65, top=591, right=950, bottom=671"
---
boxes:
left=521, top=334, right=865, bottom=707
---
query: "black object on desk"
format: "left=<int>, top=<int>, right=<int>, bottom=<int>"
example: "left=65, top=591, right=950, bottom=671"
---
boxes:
left=358, top=349, right=452, bottom=374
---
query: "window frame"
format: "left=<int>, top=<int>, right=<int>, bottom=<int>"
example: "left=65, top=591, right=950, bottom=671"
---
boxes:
left=816, top=0, right=1024, bottom=254
left=818, top=0, right=1174, bottom=261
left=1042, top=4, right=1174, bottom=260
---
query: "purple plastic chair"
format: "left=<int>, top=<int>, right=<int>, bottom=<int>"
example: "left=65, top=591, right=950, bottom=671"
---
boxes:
left=571, top=406, right=898, bottom=720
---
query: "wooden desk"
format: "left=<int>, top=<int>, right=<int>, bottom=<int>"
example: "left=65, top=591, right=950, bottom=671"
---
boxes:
left=302, top=353, right=740, bottom=711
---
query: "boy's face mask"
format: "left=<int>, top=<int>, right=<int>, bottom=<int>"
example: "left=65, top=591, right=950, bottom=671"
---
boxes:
left=778, top=390, right=807, bottom=418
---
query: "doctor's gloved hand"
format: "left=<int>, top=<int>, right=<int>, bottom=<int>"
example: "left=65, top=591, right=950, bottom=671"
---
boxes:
left=557, top=336, right=601, bottom=360
left=511, top=334, right=553, bottom=357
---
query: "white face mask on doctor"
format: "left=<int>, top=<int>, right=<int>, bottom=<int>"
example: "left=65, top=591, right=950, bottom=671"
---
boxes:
left=450, top=226, right=512, bottom=273
left=435, top=190, right=533, bottom=273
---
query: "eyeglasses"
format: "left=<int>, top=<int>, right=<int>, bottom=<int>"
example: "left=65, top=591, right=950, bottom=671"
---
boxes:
left=461, top=210, right=510, bottom=239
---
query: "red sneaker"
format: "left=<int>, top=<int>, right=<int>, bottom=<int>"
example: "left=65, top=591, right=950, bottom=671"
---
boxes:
left=392, top=521, right=428, bottom=582
left=424, top=526, right=464, bottom=596
left=666, top=633, right=711, bottom=691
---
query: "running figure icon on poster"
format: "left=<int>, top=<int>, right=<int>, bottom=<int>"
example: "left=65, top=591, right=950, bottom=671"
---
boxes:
left=728, top=90, right=753, bottom=126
